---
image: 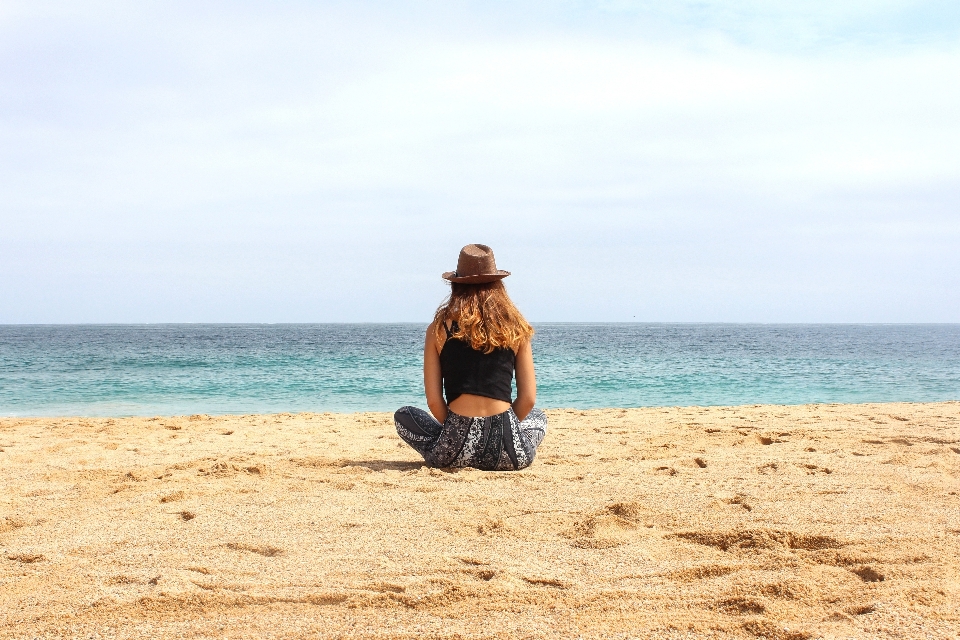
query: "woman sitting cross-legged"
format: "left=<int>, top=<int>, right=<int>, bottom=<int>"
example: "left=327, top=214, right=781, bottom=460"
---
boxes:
left=394, top=244, right=547, bottom=471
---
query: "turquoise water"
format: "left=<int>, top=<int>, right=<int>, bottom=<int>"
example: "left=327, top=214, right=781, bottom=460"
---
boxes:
left=0, top=324, right=958, bottom=416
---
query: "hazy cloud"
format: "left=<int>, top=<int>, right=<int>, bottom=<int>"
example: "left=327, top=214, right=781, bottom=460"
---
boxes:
left=1, top=1, right=958, bottom=321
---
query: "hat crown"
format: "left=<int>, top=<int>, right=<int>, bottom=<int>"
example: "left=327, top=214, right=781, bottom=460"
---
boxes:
left=456, top=244, right=497, bottom=277
left=442, top=244, right=510, bottom=283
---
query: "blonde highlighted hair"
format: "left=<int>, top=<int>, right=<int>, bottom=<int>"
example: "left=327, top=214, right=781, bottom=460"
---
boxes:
left=433, top=281, right=534, bottom=354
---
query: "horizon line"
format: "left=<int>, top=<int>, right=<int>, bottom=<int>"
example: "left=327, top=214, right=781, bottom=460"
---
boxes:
left=2, top=321, right=959, bottom=327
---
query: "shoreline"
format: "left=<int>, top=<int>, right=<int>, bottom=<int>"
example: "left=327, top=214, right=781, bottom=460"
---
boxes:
left=4, top=399, right=958, bottom=421
left=2, top=402, right=959, bottom=638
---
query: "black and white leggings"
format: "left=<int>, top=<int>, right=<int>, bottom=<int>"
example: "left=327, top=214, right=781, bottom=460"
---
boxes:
left=394, top=405, right=547, bottom=471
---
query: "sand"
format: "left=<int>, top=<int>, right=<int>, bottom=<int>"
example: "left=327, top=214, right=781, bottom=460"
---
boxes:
left=1, top=403, right=959, bottom=639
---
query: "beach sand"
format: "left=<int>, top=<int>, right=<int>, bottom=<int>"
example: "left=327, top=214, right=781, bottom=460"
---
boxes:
left=1, top=403, right=959, bottom=639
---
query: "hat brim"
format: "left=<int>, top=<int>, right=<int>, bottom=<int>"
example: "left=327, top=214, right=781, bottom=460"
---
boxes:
left=441, top=270, right=510, bottom=284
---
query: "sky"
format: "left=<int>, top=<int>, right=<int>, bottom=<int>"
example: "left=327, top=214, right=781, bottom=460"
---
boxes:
left=1, top=1, right=959, bottom=323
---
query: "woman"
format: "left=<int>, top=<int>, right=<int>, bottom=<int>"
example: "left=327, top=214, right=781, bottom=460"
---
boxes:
left=394, top=244, right=547, bottom=471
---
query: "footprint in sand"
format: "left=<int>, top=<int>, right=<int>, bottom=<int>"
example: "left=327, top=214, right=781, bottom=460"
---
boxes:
left=668, top=565, right=737, bottom=581
left=712, top=492, right=752, bottom=511
left=756, top=580, right=812, bottom=601
left=567, top=502, right=657, bottom=548
left=198, top=461, right=267, bottom=477
left=522, top=576, right=567, bottom=588
left=712, top=596, right=766, bottom=615
left=846, top=603, right=876, bottom=615
left=302, top=592, right=350, bottom=605
left=742, top=620, right=810, bottom=640
left=670, top=528, right=845, bottom=553
left=224, top=542, right=284, bottom=557
left=0, top=517, right=27, bottom=533
left=368, top=581, right=407, bottom=593
left=850, top=566, right=884, bottom=582
left=799, top=463, right=832, bottom=475
left=7, top=552, right=44, bottom=563
left=477, top=517, right=506, bottom=535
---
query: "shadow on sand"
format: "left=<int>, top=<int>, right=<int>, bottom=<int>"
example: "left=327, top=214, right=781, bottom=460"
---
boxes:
left=340, top=460, right=425, bottom=472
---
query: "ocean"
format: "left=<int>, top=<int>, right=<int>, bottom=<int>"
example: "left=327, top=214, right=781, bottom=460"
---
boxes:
left=0, top=324, right=958, bottom=417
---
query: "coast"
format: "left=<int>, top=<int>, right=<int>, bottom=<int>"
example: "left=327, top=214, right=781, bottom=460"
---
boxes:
left=2, top=403, right=958, bottom=638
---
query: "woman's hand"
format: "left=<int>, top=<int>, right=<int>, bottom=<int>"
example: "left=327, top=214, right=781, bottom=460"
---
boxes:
left=423, top=322, right=448, bottom=423
left=512, top=340, right=536, bottom=422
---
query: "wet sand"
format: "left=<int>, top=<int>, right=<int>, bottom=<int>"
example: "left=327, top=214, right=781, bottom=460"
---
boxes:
left=2, top=402, right=959, bottom=639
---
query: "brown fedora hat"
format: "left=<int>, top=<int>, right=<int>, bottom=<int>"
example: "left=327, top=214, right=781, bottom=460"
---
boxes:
left=442, top=244, right=511, bottom=284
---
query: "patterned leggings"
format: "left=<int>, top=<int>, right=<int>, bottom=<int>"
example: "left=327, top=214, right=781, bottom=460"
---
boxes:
left=395, top=406, right=548, bottom=471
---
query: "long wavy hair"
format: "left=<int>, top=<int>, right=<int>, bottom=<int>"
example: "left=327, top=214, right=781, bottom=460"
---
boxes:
left=433, top=281, right=534, bottom=353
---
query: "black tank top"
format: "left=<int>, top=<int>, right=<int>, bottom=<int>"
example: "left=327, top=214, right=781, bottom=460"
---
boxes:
left=439, top=321, right=515, bottom=405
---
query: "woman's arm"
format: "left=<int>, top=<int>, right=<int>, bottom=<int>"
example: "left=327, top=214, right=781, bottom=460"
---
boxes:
left=423, top=322, right=448, bottom=423
left=512, top=339, right=536, bottom=422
